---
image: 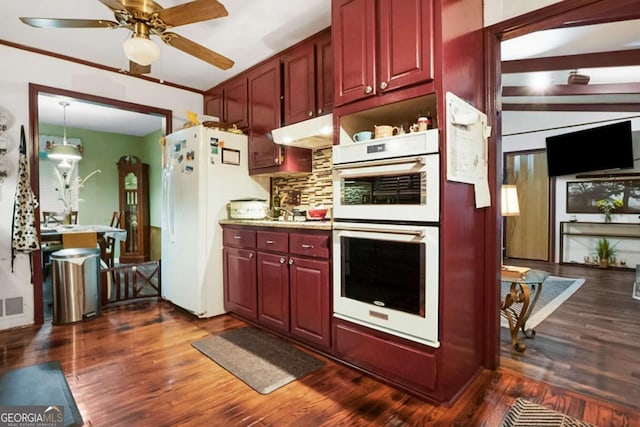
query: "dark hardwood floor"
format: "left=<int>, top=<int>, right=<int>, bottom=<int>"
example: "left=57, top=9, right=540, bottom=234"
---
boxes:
left=501, top=258, right=640, bottom=413
left=2, top=292, right=640, bottom=426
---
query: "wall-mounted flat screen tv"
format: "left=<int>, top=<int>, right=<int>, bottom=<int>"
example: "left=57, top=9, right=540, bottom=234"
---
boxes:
left=545, top=120, right=634, bottom=177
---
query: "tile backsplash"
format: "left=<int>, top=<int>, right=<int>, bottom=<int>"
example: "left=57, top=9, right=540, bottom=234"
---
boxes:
left=272, top=147, right=333, bottom=207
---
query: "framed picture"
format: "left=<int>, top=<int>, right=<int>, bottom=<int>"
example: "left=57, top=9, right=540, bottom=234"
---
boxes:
left=222, top=148, right=240, bottom=165
left=566, top=179, right=640, bottom=214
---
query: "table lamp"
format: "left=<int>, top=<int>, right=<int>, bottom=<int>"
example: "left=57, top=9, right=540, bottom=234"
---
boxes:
left=501, top=185, right=520, bottom=216
left=501, top=184, right=520, bottom=272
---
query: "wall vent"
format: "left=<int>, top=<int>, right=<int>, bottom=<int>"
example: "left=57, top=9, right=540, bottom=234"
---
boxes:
left=4, top=297, right=24, bottom=316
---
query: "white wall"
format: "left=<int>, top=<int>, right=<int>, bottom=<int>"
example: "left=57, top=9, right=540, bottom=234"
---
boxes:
left=502, top=111, right=640, bottom=261
left=484, top=0, right=563, bottom=26
left=0, top=44, right=202, bottom=330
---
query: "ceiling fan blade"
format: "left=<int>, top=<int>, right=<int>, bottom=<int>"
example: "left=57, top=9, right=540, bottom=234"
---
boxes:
left=20, top=17, right=119, bottom=29
left=157, top=0, right=228, bottom=28
left=161, top=32, right=234, bottom=70
left=98, top=0, right=127, bottom=12
left=129, top=60, right=151, bottom=75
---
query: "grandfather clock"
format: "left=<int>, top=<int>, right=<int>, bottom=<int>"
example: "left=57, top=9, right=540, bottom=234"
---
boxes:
left=117, top=155, right=150, bottom=264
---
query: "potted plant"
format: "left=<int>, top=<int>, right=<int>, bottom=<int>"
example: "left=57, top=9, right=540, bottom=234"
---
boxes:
left=596, top=198, right=623, bottom=222
left=594, top=237, right=618, bottom=267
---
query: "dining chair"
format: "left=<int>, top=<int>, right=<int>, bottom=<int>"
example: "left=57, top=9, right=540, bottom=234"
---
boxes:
left=102, top=211, right=124, bottom=269
left=110, top=210, right=123, bottom=228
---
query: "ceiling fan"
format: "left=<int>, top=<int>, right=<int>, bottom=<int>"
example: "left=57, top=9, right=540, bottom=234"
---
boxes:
left=19, top=0, right=234, bottom=75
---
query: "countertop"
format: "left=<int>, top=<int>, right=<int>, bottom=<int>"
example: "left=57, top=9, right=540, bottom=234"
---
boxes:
left=219, top=218, right=332, bottom=231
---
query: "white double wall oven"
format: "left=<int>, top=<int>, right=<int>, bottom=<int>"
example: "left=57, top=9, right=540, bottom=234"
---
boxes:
left=332, top=130, right=441, bottom=347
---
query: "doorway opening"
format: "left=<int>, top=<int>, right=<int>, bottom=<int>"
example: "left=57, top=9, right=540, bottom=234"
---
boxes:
left=28, top=83, right=172, bottom=324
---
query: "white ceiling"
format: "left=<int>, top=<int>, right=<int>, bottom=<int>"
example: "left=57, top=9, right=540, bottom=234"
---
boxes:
left=1, top=2, right=639, bottom=136
left=501, top=19, right=640, bottom=105
left=0, top=0, right=331, bottom=136
left=1, top=0, right=331, bottom=91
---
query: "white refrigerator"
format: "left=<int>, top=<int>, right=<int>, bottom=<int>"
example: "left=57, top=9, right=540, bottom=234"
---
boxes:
left=161, top=125, right=269, bottom=317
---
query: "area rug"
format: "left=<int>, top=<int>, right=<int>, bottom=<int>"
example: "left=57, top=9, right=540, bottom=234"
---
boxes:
left=501, top=276, right=585, bottom=330
left=0, top=361, right=83, bottom=427
left=501, top=398, right=594, bottom=426
left=192, top=326, right=324, bottom=394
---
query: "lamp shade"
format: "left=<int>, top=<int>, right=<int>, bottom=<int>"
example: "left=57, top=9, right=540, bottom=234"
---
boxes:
left=48, top=143, right=82, bottom=161
left=501, top=185, right=520, bottom=216
left=123, top=36, right=161, bottom=66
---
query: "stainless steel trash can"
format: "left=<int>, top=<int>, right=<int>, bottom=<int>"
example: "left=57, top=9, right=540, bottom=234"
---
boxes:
left=51, top=248, right=101, bottom=325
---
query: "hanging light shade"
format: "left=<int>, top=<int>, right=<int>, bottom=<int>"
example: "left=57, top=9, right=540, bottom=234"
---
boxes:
left=501, top=185, right=520, bottom=216
left=123, top=22, right=161, bottom=66
left=48, top=101, right=82, bottom=161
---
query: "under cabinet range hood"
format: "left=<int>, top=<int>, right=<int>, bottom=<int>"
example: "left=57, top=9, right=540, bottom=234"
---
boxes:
left=271, top=114, right=333, bottom=149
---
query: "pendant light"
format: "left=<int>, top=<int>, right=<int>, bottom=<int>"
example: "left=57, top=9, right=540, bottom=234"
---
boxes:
left=48, top=101, right=82, bottom=162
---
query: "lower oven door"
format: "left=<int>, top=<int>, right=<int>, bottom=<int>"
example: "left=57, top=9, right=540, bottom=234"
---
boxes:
left=332, top=222, right=440, bottom=347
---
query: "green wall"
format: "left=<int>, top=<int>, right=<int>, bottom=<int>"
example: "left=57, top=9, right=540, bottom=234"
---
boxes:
left=39, top=124, right=163, bottom=227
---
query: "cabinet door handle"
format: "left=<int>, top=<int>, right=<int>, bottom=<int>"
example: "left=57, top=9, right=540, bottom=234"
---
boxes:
left=248, top=253, right=254, bottom=259
left=380, top=81, right=388, bottom=90
left=266, top=240, right=275, bottom=245
left=317, top=108, right=323, bottom=115
left=280, top=257, right=286, bottom=264
left=301, top=244, right=314, bottom=249
left=233, top=235, right=242, bottom=240
left=308, top=111, right=314, bottom=117
left=288, top=258, right=294, bottom=265
left=365, top=85, right=373, bottom=94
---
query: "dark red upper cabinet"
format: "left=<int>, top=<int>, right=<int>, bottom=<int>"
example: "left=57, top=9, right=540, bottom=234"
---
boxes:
left=316, top=30, right=334, bottom=118
left=283, top=42, right=317, bottom=125
left=247, top=58, right=283, bottom=171
left=224, top=77, right=249, bottom=129
left=283, top=29, right=333, bottom=125
left=204, top=89, right=223, bottom=122
left=333, top=0, right=376, bottom=106
left=378, top=0, right=434, bottom=92
left=333, top=0, right=434, bottom=107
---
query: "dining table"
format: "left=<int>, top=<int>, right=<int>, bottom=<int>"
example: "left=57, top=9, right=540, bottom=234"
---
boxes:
left=40, top=224, right=127, bottom=264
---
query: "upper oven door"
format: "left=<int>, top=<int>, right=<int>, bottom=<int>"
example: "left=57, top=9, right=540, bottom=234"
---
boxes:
left=332, top=153, right=439, bottom=222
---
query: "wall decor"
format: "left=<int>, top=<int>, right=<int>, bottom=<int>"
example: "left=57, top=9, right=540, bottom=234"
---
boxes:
left=566, top=179, right=640, bottom=214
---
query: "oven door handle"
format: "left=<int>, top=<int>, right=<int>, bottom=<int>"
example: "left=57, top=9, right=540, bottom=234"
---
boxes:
left=332, top=156, right=425, bottom=170
left=333, top=224, right=425, bottom=237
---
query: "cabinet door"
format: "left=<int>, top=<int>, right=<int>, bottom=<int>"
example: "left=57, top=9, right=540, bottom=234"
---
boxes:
left=315, top=30, right=334, bottom=116
left=224, top=77, right=248, bottom=129
left=248, top=58, right=283, bottom=170
left=290, top=257, right=331, bottom=349
left=204, top=89, right=223, bottom=121
left=223, top=247, right=258, bottom=319
left=332, top=0, right=376, bottom=106
left=257, top=252, right=290, bottom=333
left=283, top=42, right=316, bottom=125
left=378, top=0, right=434, bottom=93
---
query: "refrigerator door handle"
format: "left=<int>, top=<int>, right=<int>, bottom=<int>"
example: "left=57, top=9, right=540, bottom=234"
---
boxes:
left=163, top=162, right=176, bottom=243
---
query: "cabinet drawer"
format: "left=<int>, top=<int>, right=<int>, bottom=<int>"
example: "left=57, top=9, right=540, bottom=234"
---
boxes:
left=290, top=233, right=330, bottom=258
left=223, top=228, right=256, bottom=249
left=257, top=231, right=289, bottom=253
left=334, top=319, right=437, bottom=392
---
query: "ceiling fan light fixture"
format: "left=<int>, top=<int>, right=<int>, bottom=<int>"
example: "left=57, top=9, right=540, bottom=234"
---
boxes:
left=123, top=35, right=161, bottom=66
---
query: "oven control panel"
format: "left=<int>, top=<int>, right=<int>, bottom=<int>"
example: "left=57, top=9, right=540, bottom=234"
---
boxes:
left=333, top=129, right=438, bottom=165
